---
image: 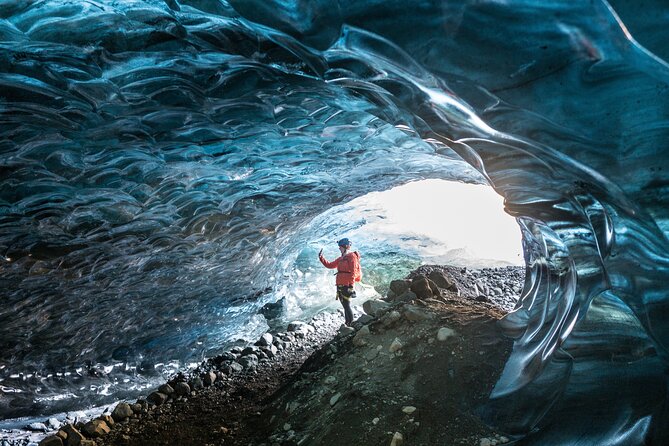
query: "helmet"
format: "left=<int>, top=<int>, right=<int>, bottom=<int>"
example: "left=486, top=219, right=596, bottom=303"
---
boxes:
left=337, top=238, right=351, bottom=247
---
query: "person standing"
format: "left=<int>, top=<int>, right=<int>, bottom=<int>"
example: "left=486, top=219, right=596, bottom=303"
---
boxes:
left=319, top=238, right=362, bottom=327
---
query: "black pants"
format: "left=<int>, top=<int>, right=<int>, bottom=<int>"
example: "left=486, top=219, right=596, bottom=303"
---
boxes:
left=336, top=285, right=356, bottom=326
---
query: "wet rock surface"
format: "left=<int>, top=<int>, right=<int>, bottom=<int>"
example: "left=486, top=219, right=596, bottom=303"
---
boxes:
left=21, top=266, right=523, bottom=446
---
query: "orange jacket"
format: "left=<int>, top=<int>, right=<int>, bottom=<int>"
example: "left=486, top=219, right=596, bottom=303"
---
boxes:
left=319, top=251, right=362, bottom=286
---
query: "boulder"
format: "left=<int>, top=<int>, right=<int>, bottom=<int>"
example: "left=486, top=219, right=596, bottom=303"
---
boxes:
left=238, top=354, right=258, bottom=370
left=352, top=325, right=371, bottom=346
left=428, top=270, right=457, bottom=291
left=158, top=383, right=174, bottom=395
left=356, top=314, right=374, bottom=325
left=394, top=290, right=417, bottom=303
left=61, top=424, right=85, bottom=446
left=241, top=346, right=259, bottom=356
left=220, top=361, right=244, bottom=375
left=261, top=344, right=278, bottom=358
left=215, top=352, right=238, bottom=362
left=38, top=436, right=63, bottom=446
left=190, top=376, right=204, bottom=390
left=147, top=391, right=168, bottom=406
left=203, top=371, right=217, bottom=386
left=403, top=305, right=434, bottom=322
left=389, top=279, right=411, bottom=296
left=112, top=402, right=133, bottom=422
left=255, top=332, right=273, bottom=347
left=260, top=297, right=285, bottom=320
left=362, top=299, right=390, bottom=316
left=83, top=419, right=111, bottom=437
left=410, top=276, right=436, bottom=299
left=174, top=381, right=191, bottom=396
left=98, top=414, right=114, bottom=427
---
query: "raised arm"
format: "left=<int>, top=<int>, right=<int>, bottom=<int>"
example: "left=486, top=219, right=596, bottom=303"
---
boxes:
left=319, top=250, right=340, bottom=269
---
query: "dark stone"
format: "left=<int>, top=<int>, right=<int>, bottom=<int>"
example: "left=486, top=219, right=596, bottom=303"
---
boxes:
left=260, top=297, right=285, bottom=320
left=83, top=419, right=111, bottom=437
left=174, top=381, right=191, bottom=396
left=61, top=424, right=85, bottom=446
left=241, top=346, right=259, bottom=356
left=428, top=270, right=458, bottom=291
left=410, top=276, right=436, bottom=299
left=221, top=361, right=244, bottom=375
left=38, top=436, right=63, bottom=446
left=147, top=391, right=168, bottom=406
left=158, top=383, right=174, bottom=395
left=203, top=371, right=217, bottom=386
left=389, top=279, right=411, bottom=296
left=190, top=377, right=204, bottom=390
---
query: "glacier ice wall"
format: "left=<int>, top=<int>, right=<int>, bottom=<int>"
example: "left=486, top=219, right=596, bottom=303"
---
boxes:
left=1, top=1, right=668, bottom=444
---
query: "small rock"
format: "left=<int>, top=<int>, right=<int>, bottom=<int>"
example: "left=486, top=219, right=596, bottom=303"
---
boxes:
left=330, top=392, right=342, bottom=406
left=83, top=419, right=111, bottom=437
left=480, top=438, right=492, bottom=446
left=324, top=376, right=337, bottom=385
left=28, top=422, right=48, bottom=432
left=174, top=382, right=191, bottom=397
left=283, top=423, right=291, bottom=431
left=372, top=417, right=380, bottom=425
left=38, top=436, right=63, bottom=446
left=402, top=406, right=417, bottom=414
left=390, top=432, right=404, bottom=446
left=80, top=440, right=97, bottom=446
left=437, top=327, right=456, bottom=341
left=287, top=321, right=315, bottom=333
left=389, top=338, right=403, bottom=353
left=381, top=311, right=402, bottom=327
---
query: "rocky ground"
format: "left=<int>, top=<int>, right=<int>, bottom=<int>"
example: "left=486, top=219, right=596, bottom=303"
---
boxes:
left=17, top=265, right=524, bottom=446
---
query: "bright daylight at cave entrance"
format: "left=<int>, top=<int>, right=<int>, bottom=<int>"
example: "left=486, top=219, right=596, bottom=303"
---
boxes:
left=1, top=1, right=669, bottom=445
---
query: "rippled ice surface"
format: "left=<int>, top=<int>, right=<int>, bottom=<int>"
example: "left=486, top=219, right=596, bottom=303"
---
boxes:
left=1, top=1, right=669, bottom=444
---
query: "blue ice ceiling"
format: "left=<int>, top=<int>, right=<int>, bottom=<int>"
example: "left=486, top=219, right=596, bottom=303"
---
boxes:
left=1, top=1, right=668, bottom=444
